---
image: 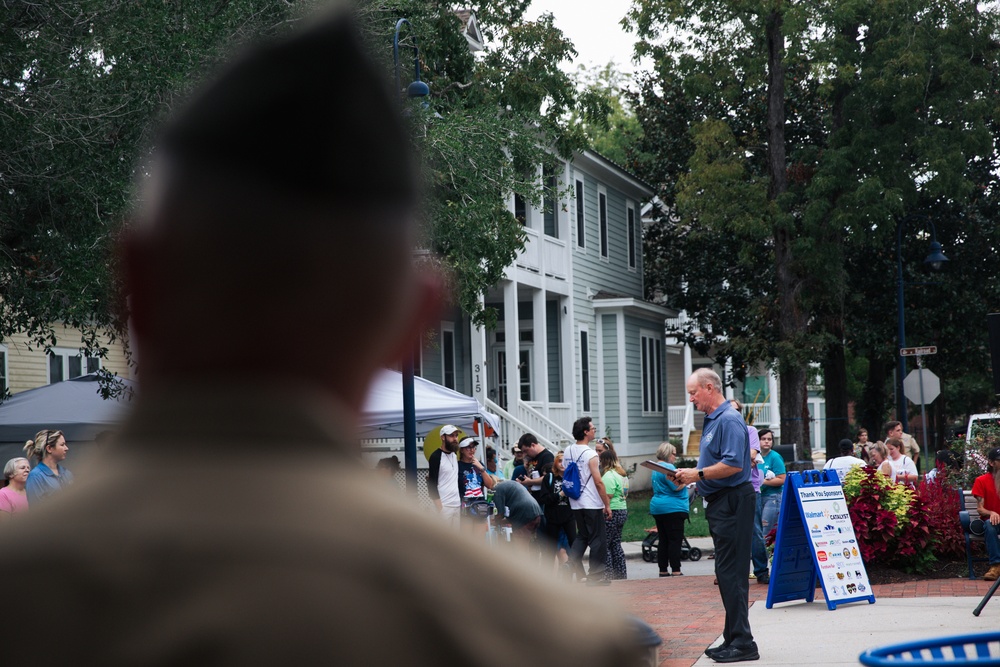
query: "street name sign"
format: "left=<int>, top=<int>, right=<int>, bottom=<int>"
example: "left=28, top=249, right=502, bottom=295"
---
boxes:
left=899, top=346, right=937, bottom=357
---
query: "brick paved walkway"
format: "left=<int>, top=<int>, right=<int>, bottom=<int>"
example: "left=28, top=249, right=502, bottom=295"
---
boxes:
left=612, top=577, right=996, bottom=667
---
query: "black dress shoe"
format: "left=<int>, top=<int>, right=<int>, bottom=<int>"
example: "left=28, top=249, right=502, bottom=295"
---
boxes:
left=705, top=644, right=728, bottom=658
left=711, top=644, right=759, bottom=663
left=757, top=573, right=770, bottom=585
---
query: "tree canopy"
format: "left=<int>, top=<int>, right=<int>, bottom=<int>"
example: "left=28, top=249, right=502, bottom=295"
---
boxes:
left=1, top=0, right=603, bottom=383
left=626, top=0, right=1000, bottom=453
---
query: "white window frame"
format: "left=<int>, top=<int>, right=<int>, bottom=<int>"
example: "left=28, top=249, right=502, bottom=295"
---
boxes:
left=640, top=330, right=663, bottom=415
left=47, top=346, right=101, bottom=384
left=598, top=186, right=609, bottom=260
left=575, top=178, right=586, bottom=251
left=441, top=323, right=457, bottom=390
left=0, top=344, right=7, bottom=394
left=627, top=201, right=637, bottom=271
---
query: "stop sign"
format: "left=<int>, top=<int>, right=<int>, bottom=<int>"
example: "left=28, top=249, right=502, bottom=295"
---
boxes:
left=903, top=368, right=940, bottom=405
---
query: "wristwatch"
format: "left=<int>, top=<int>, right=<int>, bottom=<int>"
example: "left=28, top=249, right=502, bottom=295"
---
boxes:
left=698, top=469, right=705, bottom=480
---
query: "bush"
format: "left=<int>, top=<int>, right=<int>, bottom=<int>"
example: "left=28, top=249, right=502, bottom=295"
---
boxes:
left=841, top=466, right=939, bottom=573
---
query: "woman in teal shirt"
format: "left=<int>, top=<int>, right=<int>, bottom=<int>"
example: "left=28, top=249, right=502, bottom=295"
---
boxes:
left=600, top=449, right=629, bottom=580
left=649, top=442, right=689, bottom=577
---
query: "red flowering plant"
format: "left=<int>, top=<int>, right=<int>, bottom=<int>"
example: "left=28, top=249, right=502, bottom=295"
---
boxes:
left=915, top=475, right=964, bottom=560
left=841, top=466, right=936, bottom=573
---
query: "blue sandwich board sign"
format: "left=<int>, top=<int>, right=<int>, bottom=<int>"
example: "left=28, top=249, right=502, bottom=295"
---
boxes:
left=765, top=469, right=876, bottom=610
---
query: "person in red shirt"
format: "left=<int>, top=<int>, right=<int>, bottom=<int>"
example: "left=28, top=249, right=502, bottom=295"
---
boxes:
left=970, top=446, right=1000, bottom=581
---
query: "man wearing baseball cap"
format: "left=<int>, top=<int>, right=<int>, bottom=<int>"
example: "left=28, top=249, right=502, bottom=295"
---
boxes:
left=458, top=437, right=495, bottom=510
left=427, top=425, right=462, bottom=526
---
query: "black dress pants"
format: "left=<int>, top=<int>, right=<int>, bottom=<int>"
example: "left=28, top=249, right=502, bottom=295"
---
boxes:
left=706, top=482, right=756, bottom=649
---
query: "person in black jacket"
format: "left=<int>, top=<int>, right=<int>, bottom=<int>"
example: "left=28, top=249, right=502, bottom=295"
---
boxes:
left=536, top=451, right=578, bottom=577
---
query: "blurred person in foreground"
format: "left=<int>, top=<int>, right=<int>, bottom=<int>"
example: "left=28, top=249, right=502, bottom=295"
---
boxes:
left=0, top=9, right=640, bottom=665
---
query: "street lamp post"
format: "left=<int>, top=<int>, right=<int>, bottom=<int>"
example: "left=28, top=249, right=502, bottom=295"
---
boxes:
left=895, top=217, right=948, bottom=439
left=393, top=18, right=429, bottom=493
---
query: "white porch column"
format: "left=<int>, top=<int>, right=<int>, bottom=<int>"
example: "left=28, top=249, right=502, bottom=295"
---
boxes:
left=532, top=289, right=548, bottom=409
left=595, top=313, right=606, bottom=435
left=616, top=311, right=629, bottom=447
left=561, top=297, right=574, bottom=412
left=469, top=294, right=488, bottom=407
left=503, top=280, right=519, bottom=412
left=768, top=369, right=780, bottom=438
left=683, top=343, right=694, bottom=431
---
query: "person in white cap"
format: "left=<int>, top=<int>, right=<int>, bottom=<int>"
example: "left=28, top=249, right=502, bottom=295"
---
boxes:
left=427, top=424, right=462, bottom=526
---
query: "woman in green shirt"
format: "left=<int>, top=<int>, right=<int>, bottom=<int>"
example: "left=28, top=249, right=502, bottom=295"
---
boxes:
left=600, top=449, right=629, bottom=580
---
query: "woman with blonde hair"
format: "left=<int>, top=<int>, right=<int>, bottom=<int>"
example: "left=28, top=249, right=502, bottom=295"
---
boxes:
left=0, top=458, right=30, bottom=521
left=868, top=441, right=892, bottom=478
left=599, top=448, right=628, bottom=580
left=23, top=429, right=73, bottom=505
left=649, top=442, right=689, bottom=577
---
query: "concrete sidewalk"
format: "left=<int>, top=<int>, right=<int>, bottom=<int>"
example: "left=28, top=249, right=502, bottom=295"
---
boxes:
left=607, top=573, right=999, bottom=667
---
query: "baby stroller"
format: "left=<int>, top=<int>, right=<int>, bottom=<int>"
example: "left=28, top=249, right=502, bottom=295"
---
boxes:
left=642, top=492, right=703, bottom=563
left=641, top=528, right=701, bottom=563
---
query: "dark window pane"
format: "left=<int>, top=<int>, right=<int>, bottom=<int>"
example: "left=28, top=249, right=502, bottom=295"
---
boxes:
left=49, top=353, right=64, bottom=383
left=443, top=330, right=455, bottom=390
left=628, top=208, right=636, bottom=268
left=543, top=167, right=557, bottom=238
left=576, top=181, right=585, bottom=248
left=514, top=194, right=527, bottom=226
left=87, top=357, right=100, bottom=373
left=599, top=193, right=608, bottom=257
left=581, top=331, right=590, bottom=412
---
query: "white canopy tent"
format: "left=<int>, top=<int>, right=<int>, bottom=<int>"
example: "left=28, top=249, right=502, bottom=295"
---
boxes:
left=359, top=369, right=499, bottom=441
left=0, top=371, right=497, bottom=463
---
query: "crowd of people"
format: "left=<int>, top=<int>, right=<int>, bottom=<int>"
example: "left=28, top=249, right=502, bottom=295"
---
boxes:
left=425, top=416, right=632, bottom=584
left=0, top=428, right=75, bottom=522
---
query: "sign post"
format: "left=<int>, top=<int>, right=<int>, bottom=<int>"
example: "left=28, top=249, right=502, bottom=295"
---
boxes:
left=766, top=470, right=876, bottom=611
left=903, top=366, right=940, bottom=471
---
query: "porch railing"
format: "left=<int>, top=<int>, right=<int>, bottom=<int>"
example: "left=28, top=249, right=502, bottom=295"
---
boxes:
left=516, top=401, right=574, bottom=450
left=515, top=227, right=540, bottom=273
left=541, top=235, right=567, bottom=279
left=485, top=398, right=573, bottom=456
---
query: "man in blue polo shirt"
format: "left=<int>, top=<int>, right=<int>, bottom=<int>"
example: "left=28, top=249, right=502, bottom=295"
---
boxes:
left=674, top=368, right=757, bottom=663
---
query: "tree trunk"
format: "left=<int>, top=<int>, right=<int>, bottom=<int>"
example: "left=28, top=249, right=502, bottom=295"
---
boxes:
left=766, top=6, right=809, bottom=457
left=824, top=335, right=849, bottom=460
left=860, top=358, right=890, bottom=439
left=820, top=21, right=859, bottom=463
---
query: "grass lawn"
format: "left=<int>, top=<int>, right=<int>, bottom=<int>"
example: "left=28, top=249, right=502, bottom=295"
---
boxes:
left=622, top=490, right=710, bottom=542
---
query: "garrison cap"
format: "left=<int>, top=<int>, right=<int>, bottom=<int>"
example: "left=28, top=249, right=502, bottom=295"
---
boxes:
left=160, top=11, right=416, bottom=207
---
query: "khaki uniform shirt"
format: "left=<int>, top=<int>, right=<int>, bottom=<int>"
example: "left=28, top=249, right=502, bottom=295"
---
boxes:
left=0, top=387, right=640, bottom=665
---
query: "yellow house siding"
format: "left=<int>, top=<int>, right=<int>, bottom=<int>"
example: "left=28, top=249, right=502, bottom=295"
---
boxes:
left=3, top=325, right=132, bottom=395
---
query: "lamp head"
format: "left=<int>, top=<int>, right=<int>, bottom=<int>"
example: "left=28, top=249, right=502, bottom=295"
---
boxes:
left=406, top=80, right=430, bottom=99
left=924, top=240, right=949, bottom=271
